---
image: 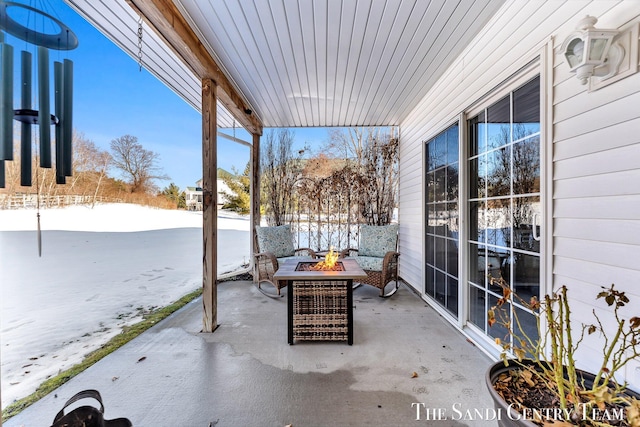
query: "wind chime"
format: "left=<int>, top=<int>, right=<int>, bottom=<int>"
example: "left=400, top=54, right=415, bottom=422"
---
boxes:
left=0, top=1, right=77, bottom=186
left=0, top=1, right=78, bottom=254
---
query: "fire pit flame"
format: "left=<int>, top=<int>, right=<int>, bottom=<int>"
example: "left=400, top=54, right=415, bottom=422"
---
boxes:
left=311, top=247, right=339, bottom=271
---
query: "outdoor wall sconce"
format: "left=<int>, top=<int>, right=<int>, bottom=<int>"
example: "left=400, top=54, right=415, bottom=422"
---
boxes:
left=561, top=15, right=625, bottom=85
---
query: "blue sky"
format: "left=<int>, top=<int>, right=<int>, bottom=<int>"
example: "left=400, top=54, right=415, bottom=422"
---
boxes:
left=4, top=0, right=331, bottom=190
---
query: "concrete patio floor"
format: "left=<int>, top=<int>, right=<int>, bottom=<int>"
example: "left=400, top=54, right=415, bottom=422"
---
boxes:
left=5, top=280, right=497, bottom=426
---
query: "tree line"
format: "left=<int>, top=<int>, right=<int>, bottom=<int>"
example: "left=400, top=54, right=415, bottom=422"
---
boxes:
left=2, top=127, right=399, bottom=221
left=222, top=127, right=399, bottom=227
left=0, top=132, right=183, bottom=209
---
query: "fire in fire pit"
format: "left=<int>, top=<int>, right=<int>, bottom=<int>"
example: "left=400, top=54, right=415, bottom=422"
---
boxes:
left=295, top=248, right=344, bottom=271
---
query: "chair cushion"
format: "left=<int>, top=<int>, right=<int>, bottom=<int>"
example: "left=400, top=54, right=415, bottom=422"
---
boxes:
left=256, top=225, right=295, bottom=258
left=359, top=224, right=398, bottom=257
left=350, top=255, right=384, bottom=271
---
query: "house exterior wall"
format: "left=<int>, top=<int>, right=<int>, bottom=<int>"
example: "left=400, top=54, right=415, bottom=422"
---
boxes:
left=399, top=0, right=640, bottom=390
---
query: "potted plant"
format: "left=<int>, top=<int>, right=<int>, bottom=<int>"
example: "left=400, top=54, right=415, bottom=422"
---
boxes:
left=485, top=279, right=640, bottom=427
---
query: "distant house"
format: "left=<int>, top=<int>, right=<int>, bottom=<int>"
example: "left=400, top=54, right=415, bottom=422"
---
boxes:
left=184, top=176, right=232, bottom=211
left=184, top=184, right=203, bottom=211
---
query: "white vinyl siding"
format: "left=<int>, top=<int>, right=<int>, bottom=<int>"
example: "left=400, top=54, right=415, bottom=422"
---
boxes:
left=551, top=4, right=640, bottom=388
left=399, top=0, right=640, bottom=390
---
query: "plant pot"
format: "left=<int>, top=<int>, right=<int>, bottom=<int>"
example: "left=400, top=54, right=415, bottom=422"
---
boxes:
left=485, top=359, right=640, bottom=427
left=486, top=360, right=539, bottom=427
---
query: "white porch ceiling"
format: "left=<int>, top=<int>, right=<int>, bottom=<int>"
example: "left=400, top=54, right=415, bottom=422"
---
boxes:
left=66, top=0, right=506, bottom=130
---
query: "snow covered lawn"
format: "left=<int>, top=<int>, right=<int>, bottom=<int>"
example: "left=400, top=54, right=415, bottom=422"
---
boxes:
left=0, top=203, right=250, bottom=407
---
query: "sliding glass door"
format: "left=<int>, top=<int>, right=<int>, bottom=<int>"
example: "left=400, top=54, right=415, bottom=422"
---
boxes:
left=423, top=75, right=542, bottom=345
left=467, top=76, right=541, bottom=343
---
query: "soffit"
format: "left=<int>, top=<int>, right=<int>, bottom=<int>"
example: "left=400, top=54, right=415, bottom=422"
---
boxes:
left=67, top=0, right=506, bottom=129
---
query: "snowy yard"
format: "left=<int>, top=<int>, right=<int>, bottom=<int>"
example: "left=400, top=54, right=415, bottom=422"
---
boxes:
left=0, top=203, right=250, bottom=407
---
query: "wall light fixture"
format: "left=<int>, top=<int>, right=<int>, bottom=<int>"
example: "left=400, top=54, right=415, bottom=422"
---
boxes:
left=561, top=15, right=625, bottom=85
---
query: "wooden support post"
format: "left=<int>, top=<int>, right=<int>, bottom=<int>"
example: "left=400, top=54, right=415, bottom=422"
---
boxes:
left=202, top=78, right=217, bottom=332
left=250, top=132, right=261, bottom=277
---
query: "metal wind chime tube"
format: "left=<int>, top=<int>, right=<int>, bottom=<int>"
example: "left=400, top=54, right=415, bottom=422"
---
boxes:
left=62, top=58, right=73, bottom=177
left=0, top=30, right=13, bottom=187
left=54, top=59, right=73, bottom=183
left=38, top=45, right=51, bottom=168
left=21, top=50, right=32, bottom=186
left=54, top=60, right=64, bottom=183
left=0, top=32, right=12, bottom=159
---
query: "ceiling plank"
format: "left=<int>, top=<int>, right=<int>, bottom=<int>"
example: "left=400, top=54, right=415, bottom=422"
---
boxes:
left=125, top=0, right=263, bottom=135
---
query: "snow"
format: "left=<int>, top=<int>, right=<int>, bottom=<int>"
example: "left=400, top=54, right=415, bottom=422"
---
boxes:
left=0, top=203, right=251, bottom=407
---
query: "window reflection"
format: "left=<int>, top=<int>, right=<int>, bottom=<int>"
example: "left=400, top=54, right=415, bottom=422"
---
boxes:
left=435, top=237, right=446, bottom=271
left=513, top=306, right=539, bottom=355
left=488, top=294, right=510, bottom=340
left=487, top=147, right=511, bottom=197
left=432, top=134, right=446, bottom=170
left=426, top=171, right=433, bottom=199
left=447, top=163, right=459, bottom=200
left=447, top=202, right=459, bottom=235
left=487, top=95, right=510, bottom=151
left=426, top=265, right=435, bottom=296
left=434, top=168, right=446, bottom=201
left=436, top=270, right=446, bottom=306
left=513, top=137, right=540, bottom=194
left=468, top=157, right=481, bottom=199
left=447, top=125, right=459, bottom=163
left=469, top=284, right=485, bottom=329
left=513, top=252, right=540, bottom=297
left=469, top=111, right=486, bottom=156
left=469, top=201, right=485, bottom=242
left=427, top=204, right=436, bottom=234
left=468, top=243, right=481, bottom=286
left=512, top=196, right=540, bottom=253
left=447, top=277, right=459, bottom=316
left=514, top=78, right=540, bottom=137
left=486, top=199, right=510, bottom=247
left=426, top=234, right=434, bottom=265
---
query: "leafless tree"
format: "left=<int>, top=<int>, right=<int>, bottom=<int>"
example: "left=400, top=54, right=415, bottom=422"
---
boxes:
left=73, top=132, right=111, bottom=206
left=324, top=127, right=399, bottom=225
left=261, top=129, right=305, bottom=225
left=109, top=134, right=168, bottom=193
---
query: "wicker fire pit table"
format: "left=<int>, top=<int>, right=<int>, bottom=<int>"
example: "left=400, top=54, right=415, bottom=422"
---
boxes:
left=273, top=258, right=367, bottom=345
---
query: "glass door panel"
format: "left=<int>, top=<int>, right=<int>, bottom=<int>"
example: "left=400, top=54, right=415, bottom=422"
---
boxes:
left=466, top=76, right=541, bottom=348
left=425, top=123, right=460, bottom=319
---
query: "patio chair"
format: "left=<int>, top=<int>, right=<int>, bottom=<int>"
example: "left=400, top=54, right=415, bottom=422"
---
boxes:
left=340, top=223, right=400, bottom=297
left=254, top=224, right=316, bottom=297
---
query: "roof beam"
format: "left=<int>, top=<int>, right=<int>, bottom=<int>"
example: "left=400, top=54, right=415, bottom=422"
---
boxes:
left=125, top=0, right=263, bottom=136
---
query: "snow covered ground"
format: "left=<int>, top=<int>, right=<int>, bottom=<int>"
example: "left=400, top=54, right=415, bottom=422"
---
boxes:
left=0, top=203, right=251, bottom=407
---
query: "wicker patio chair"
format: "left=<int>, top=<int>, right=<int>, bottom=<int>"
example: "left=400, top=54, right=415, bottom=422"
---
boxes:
left=340, top=223, right=400, bottom=297
left=254, top=224, right=316, bottom=297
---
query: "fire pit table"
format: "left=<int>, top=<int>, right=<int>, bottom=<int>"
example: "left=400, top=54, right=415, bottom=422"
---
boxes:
left=273, top=258, right=367, bottom=345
